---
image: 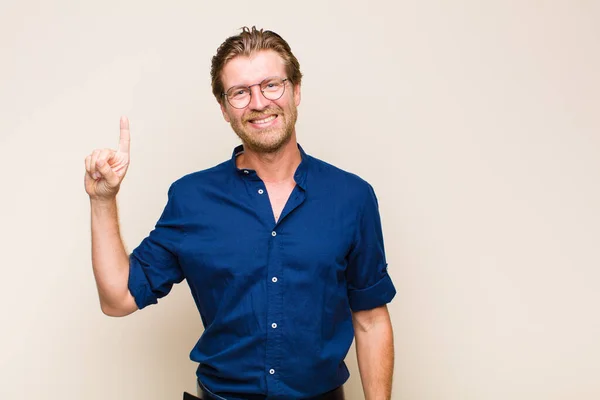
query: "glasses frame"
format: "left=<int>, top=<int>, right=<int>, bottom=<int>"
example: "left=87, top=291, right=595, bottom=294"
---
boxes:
left=222, top=77, right=289, bottom=109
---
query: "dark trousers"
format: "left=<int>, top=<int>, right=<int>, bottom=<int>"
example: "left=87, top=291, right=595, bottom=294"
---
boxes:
left=184, top=384, right=345, bottom=400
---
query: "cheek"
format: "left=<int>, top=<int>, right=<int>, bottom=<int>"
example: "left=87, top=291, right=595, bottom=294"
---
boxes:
left=277, top=96, right=296, bottom=113
left=221, top=106, right=231, bottom=123
left=225, top=109, right=245, bottom=124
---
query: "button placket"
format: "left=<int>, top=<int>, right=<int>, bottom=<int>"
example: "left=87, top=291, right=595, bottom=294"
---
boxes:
left=265, top=219, right=283, bottom=396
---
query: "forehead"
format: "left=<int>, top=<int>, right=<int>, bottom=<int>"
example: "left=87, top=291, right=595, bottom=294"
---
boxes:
left=221, top=50, right=286, bottom=88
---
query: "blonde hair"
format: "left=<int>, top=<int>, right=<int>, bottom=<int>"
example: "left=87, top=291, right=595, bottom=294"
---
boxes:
left=211, top=26, right=303, bottom=103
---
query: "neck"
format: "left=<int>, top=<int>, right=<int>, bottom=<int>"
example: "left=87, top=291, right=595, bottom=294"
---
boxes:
left=236, top=137, right=301, bottom=184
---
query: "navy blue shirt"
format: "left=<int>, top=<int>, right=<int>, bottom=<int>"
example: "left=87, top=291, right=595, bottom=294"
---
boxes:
left=128, top=144, right=396, bottom=399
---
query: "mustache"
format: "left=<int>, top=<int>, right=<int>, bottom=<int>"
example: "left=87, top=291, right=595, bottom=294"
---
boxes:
left=244, top=107, right=283, bottom=122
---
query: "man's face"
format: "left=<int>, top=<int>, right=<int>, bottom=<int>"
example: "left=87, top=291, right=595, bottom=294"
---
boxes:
left=220, top=50, right=301, bottom=154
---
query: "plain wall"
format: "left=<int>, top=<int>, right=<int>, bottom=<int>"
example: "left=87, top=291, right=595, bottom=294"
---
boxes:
left=1, top=1, right=599, bottom=399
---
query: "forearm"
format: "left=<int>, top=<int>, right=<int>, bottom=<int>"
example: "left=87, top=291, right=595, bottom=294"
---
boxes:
left=90, top=198, right=137, bottom=316
left=354, top=312, right=394, bottom=399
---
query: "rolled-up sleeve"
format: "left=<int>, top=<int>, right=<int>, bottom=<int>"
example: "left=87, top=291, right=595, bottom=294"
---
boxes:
left=346, top=184, right=396, bottom=311
left=128, top=183, right=185, bottom=310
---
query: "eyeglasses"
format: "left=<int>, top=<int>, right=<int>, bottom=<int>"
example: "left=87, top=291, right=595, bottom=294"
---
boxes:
left=222, top=77, right=289, bottom=109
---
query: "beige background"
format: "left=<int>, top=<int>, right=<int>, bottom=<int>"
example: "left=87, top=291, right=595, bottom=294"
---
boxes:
left=1, top=1, right=599, bottom=399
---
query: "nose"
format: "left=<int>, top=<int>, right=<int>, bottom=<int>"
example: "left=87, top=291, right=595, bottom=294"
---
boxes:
left=247, top=84, right=270, bottom=111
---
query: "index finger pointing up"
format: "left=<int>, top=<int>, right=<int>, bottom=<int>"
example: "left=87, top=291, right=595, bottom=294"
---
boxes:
left=119, top=116, right=131, bottom=154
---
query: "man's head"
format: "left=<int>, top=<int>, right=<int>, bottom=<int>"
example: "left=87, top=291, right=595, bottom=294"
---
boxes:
left=211, top=27, right=303, bottom=153
left=211, top=27, right=303, bottom=104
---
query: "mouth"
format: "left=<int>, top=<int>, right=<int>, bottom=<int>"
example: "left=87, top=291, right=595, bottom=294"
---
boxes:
left=247, top=114, right=278, bottom=127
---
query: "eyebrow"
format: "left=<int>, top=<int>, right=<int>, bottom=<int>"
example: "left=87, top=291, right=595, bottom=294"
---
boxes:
left=226, top=76, right=280, bottom=91
left=227, top=84, right=248, bottom=91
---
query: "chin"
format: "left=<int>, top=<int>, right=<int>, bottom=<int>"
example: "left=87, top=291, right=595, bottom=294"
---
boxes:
left=244, top=131, right=292, bottom=153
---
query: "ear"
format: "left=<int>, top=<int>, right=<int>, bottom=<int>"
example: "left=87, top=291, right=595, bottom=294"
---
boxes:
left=293, top=83, right=301, bottom=107
left=220, top=101, right=231, bottom=123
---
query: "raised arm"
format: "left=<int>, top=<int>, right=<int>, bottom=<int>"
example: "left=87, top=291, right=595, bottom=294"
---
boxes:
left=84, top=116, right=138, bottom=317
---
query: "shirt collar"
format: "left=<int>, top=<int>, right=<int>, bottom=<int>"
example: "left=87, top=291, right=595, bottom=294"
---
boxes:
left=231, top=143, right=309, bottom=190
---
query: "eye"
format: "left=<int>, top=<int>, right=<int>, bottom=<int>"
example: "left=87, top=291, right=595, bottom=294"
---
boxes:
left=263, top=81, right=282, bottom=91
left=230, top=88, right=250, bottom=98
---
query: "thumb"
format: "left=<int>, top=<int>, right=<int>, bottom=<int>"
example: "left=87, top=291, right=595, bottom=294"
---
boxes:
left=96, top=159, right=120, bottom=187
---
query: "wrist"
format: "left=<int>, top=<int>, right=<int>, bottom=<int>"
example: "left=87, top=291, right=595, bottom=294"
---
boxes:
left=90, top=196, right=118, bottom=210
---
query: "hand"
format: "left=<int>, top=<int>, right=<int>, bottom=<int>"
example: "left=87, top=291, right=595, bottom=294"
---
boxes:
left=84, top=116, right=131, bottom=200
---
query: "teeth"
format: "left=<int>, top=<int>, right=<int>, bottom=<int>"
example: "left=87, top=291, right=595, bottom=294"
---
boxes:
left=251, top=115, right=276, bottom=124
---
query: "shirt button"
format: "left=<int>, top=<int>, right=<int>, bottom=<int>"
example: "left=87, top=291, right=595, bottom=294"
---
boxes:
left=243, top=170, right=249, bottom=174
left=269, top=369, right=275, bottom=375
left=258, top=189, right=264, bottom=194
left=272, top=277, right=278, bottom=283
left=271, top=231, right=277, bottom=237
left=271, top=323, right=277, bottom=329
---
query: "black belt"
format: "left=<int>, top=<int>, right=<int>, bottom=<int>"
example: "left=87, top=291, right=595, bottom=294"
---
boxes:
left=184, top=385, right=345, bottom=400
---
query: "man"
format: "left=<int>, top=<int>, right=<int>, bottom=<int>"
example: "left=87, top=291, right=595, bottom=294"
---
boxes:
left=84, top=27, right=396, bottom=400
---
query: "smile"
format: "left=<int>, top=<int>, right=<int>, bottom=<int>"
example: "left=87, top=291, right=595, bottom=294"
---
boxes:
left=249, top=115, right=277, bottom=125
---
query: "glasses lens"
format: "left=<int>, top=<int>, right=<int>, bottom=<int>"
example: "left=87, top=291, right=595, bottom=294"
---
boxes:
left=261, top=77, right=286, bottom=100
left=225, top=78, right=287, bottom=108
left=227, top=87, right=251, bottom=108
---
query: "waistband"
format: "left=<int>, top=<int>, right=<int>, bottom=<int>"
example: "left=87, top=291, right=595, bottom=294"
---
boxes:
left=191, top=379, right=345, bottom=400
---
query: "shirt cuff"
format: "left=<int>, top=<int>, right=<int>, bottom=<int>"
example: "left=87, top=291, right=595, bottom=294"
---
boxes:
left=348, top=273, right=396, bottom=312
left=128, top=256, right=159, bottom=310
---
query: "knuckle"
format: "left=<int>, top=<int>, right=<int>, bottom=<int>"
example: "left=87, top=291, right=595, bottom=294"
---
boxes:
left=100, top=149, right=113, bottom=158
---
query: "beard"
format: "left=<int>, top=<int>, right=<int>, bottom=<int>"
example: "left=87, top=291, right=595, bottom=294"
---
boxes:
left=230, top=104, right=298, bottom=154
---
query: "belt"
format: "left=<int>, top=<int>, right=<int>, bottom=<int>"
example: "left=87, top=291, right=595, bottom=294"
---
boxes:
left=184, top=384, right=345, bottom=400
